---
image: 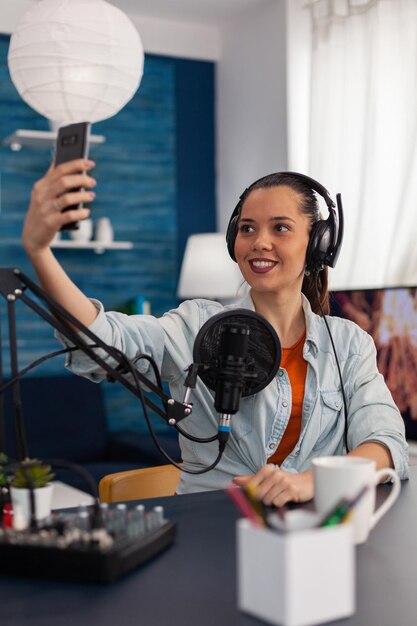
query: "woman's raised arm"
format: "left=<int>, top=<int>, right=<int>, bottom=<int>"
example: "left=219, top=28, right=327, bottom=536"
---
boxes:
left=22, top=159, right=99, bottom=327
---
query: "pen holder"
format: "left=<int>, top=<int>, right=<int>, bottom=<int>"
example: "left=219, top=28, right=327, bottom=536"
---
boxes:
left=237, top=519, right=355, bottom=626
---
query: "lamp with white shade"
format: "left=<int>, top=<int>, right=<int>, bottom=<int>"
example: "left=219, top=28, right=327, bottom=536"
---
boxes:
left=7, top=0, right=144, bottom=127
left=177, top=233, right=244, bottom=303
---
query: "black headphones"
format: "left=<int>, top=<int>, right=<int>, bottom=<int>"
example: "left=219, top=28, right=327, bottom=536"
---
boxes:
left=225, top=171, right=344, bottom=274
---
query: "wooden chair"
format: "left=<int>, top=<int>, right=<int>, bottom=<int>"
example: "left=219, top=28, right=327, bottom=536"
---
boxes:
left=99, top=464, right=181, bottom=503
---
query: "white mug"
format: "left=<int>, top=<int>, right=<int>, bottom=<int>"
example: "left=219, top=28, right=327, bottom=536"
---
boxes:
left=313, top=456, right=401, bottom=544
left=69, top=218, right=93, bottom=242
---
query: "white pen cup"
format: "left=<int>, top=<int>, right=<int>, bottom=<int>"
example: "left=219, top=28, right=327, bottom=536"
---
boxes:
left=313, top=456, right=400, bottom=544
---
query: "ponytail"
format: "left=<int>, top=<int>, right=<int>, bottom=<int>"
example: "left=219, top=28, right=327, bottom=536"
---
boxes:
left=302, top=268, right=330, bottom=316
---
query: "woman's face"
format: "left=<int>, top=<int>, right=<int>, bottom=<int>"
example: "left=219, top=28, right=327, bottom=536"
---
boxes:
left=234, top=185, right=311, bottom=297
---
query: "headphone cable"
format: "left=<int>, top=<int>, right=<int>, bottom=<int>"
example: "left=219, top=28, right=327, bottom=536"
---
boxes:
left=314, top=274, right=349, bottom=452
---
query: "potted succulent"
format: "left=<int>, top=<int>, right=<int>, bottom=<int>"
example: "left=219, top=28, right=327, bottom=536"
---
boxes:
left=9, top=458, right=55, bottom=524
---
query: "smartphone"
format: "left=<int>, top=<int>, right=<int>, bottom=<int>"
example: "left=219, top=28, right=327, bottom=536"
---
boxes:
left=54, top=121, right=91, bottom=231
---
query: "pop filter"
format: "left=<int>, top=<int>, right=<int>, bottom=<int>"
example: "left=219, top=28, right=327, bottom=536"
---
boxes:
left=193, top=309, right=281, bottom=398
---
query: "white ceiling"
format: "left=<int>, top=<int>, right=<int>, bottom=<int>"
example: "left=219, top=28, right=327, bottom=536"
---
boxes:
left=100, top=0, right=274, bottom=26
left=27, top=0, right=276, bottom=27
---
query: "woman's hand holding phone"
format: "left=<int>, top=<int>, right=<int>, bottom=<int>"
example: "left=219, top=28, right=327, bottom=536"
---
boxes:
left=22, top=159, right=97, bottom=257
left=54, top=121, right=92, bottom=230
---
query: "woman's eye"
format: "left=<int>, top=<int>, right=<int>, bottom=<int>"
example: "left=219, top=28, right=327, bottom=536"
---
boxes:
left=238, top=223, right=289, bottom=234
left=239, top=224, right=255, bottom=233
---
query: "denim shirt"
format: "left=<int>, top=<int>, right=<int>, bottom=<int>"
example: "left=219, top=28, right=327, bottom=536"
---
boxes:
left=59, top=293, right=409, bottom=494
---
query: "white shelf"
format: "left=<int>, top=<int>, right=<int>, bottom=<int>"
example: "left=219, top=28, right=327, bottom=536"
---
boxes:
left=2, top=129, right=106, bottom=151
left=51, top=240, right=133, bottom=254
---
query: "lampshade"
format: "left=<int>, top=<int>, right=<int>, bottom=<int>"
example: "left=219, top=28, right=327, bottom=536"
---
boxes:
left=177, top=233, right=243, bottom=300
left=8, top=0, right=144, bottom=124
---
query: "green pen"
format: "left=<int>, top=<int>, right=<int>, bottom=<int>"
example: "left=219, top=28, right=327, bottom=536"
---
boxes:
left=320, top=485, right=369, bottom=527
left=321, top=500, right=351, bottom=527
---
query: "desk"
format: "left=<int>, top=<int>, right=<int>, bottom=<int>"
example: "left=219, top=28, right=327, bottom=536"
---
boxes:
left=1, top=466, right=417, bottom=626
left=51, top=481, right=95, bottom=510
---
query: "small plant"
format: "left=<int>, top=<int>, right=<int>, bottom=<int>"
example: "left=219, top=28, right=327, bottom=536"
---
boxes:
left=0, top=452, right=9, bottom=493
left=9, top=458, right=54, bottom=489
left=0, top=452, right=8, bottom=488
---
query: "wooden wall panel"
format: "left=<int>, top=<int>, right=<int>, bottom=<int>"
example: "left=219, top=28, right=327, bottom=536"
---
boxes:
left=0, top=35, right=215, bottom=437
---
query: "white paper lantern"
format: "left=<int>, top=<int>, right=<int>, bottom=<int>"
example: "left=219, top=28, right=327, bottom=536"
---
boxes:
left=8, top=0, right=144, bottom=124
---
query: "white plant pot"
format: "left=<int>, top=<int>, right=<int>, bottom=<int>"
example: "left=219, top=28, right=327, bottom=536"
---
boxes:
left=10, top=484, right=54, bottom=523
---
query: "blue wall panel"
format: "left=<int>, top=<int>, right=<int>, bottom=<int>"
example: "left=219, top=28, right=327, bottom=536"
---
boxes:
left=175, top=57, right=216, bottom=264
left=0, top=35, right=215, bottom=435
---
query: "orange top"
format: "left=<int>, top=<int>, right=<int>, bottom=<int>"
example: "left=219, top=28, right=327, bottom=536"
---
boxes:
left=267, top=332, right=307, bottom=466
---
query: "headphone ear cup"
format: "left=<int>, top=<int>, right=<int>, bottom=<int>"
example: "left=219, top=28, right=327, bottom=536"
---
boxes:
left=226, top=215, right=239, bottom=261
left=305, top=220, right=333, bottom=273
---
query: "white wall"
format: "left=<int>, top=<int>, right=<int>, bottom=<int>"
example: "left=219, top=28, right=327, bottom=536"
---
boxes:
left=130, top=13, right=220, bottom=61
left=216, top=0, right=287, bottom=231
left=286, top=0, right=311, bottom=173
left=132, top=0, right=289, bottom=231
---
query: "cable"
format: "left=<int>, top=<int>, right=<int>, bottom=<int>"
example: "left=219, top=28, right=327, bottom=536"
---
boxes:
left=314, top=275, right=349, bottom=452
left=107, top=348, right=226, bottom=475
left=132, top=354, right=222, bottom=445
left=0, top=346, right=90, bottom=394
left=0, top=268, right=226, bottom=482
left=0, top=341, right=225, bottom=476
left=176, top=424, right=219, bottom=444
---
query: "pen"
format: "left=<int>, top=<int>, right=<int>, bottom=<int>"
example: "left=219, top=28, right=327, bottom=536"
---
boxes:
left=226, top=486, right=264, bottom=527
left=242, top=483, right=267, bottom=520
left=242, top=482, right=287, bottom=528
left=320, top=485, right=369, bottom=527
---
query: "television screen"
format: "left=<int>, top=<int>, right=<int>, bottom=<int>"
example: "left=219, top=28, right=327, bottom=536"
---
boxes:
left=330, top=286, right=417, bottom=440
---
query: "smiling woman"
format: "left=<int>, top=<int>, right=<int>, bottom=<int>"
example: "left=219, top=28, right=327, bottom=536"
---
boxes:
left=234, top=186, right=311, bottom=324
left=20, top=166, right=409, bottom=507
left=226, top=171, right=344, bottom=320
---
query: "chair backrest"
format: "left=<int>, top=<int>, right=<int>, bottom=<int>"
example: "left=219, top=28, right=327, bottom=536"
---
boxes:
left=99, top=464, right=181, bottom=502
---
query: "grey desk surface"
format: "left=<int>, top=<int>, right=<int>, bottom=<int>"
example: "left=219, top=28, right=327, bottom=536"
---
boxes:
left=1, top=465, right=417, bottom=626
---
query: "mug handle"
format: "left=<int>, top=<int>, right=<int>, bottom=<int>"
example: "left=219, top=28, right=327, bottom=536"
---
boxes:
left=371, top=468, right=401, bottom=529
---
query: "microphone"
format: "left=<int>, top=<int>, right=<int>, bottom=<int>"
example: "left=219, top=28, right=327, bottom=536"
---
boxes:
left=215, top=322, right=250, bottom=415
left=193, top=309, right=281, bottom=445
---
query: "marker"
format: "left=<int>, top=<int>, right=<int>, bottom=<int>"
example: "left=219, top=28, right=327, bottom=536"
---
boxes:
left=320, top=485, right=370, bottom=527
left=226, top=486, right=264, bottom=527
left=243, top=481, right=287, bottom=528
left=242, top=482, right=267, bottom=520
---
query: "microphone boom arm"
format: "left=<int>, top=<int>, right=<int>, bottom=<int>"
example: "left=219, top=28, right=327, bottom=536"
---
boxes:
left=0, top=267, right=191, bottom=435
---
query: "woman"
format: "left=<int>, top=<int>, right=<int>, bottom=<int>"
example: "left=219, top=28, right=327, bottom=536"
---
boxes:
left=22, top=161, right=409, bottom=505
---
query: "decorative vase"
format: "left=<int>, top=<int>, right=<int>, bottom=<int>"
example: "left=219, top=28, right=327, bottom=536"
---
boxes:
left=69, top=218, right=93, bottom=242
left=94, top=217, right=114, bottom=244
left=10, top=484, right=53, bottom=525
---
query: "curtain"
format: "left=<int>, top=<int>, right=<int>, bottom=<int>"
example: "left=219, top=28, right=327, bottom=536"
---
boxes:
left=306, top=0, right=417, bottom=289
